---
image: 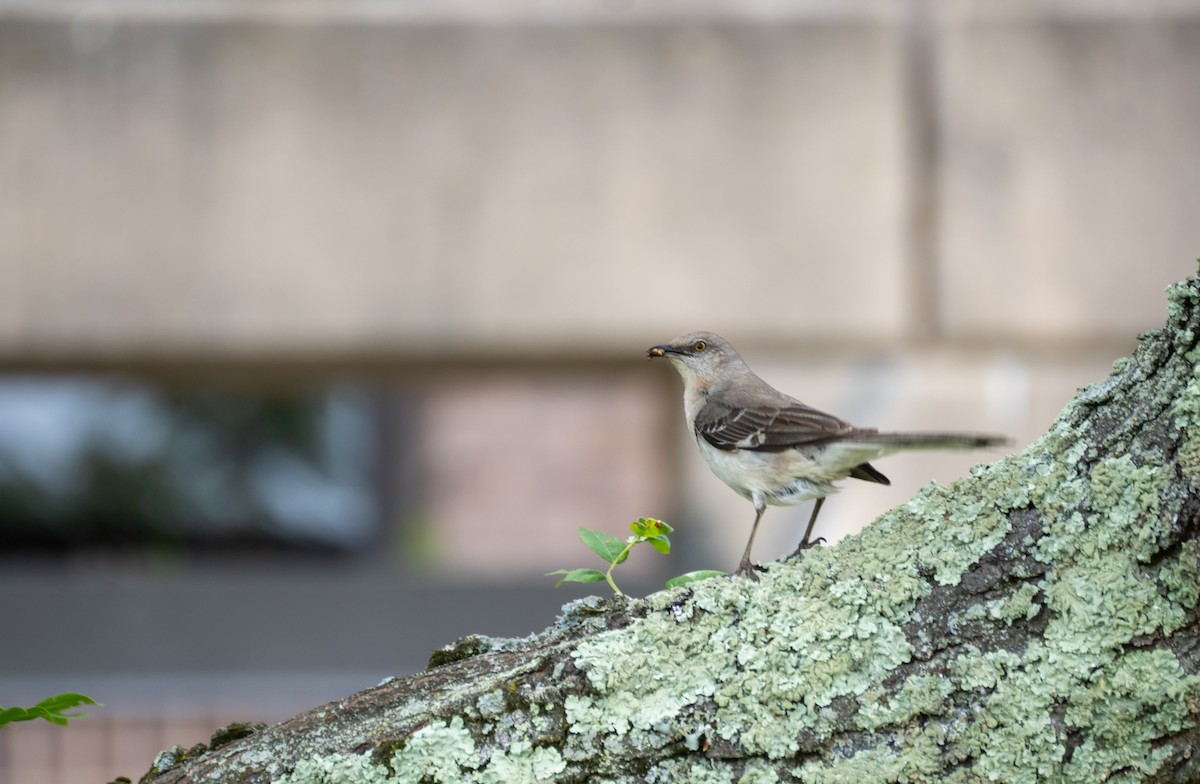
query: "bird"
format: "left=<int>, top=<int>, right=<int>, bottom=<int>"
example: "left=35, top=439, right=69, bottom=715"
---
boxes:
left=646, top=331, right=1005, bottom=578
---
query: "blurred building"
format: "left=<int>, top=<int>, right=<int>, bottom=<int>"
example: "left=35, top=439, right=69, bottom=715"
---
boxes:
left=1, top=0, right=1198, bottom=781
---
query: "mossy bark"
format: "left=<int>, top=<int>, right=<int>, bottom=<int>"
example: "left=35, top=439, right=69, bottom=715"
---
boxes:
left=138, top=272, right=1200, bottom=784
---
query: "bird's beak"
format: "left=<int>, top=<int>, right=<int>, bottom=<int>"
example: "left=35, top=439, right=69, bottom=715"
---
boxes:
left=646, top=345, right=669, bottom=359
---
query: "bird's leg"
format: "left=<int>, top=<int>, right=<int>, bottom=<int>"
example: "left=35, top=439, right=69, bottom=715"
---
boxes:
left=792, top=497, right=826, bottom=554
left=736, top=506, right=766, bottom=579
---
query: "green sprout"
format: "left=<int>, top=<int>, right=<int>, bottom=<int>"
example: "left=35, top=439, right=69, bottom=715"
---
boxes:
left=548, top=518, right=724, bottom=595
left=0, top=693, right=99, bottom=728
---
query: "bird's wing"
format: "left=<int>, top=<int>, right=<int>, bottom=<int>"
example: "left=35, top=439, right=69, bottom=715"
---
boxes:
left=695, top=399, right=864, bottom=451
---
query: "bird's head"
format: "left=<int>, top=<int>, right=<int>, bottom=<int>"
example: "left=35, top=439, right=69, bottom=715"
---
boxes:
left=646, top=331, right=741, bottom=387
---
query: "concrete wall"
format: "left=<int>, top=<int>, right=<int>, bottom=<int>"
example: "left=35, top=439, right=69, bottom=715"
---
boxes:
left=936, top=4, right=1200, bottom=341
left=0, top=4, right=903, bottom=356
left=4, top=1, right=1193, bottom=360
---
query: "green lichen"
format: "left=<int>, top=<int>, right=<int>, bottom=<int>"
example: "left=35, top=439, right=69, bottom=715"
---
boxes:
left=631, top=757, right=781, bottom=784
left=474, top=741, right=565, bottom=783
left=475, top=689, right=505, bottom=720
left=1086, top=455, right=1165, bottom=561
left=948, top=647, right=1023, bottom=691
left=793, top=725, right=943, bottom=783
left=145, top=744, right=210, bottom=778
left=952, top=652, right=1062, bottom=784
left=906, top=488, right=1011, bottom=585
left=856, top=673, right=954, bottom=730
left=643, top=758, right=738, bottom=784
left=737, top=762, right=781, bottom=784
left=1171, top=356, right=1200, bottom=484
left=989, top=580, right=1042, bottom=624
left=279, top=754, right=392, bottom=784
left=1063, top=649, right=1200, bottom=779
left=279, top=718, right=480, bottom=784
left=1044, top=550, right=1185, bottom=651
left=390, top=716, right=479, bottom=782
left=1160, top=540, right=1200, bottom=609
left=569, top=543, right=921, bottom=760
left=1167, top=277, right=1200, bottom=330
left=1175, top=424, right=1200, bottom=485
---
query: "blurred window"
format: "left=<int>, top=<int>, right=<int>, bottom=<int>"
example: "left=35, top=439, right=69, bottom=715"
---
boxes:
left=0, top=377, right=379, bottom=554
left=0, top=371, right=671, bottom=574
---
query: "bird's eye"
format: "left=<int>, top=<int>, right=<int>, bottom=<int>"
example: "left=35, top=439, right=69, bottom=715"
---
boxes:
left=693, top=340, right=707, bottom=352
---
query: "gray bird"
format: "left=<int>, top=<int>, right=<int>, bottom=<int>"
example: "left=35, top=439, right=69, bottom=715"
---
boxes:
left=647, top=331, right=1005, bottom=577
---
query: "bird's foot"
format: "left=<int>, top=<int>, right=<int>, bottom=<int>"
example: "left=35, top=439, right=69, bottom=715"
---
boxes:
left=790, top=537, right=827, bottom=556
left=734, top=560, right=762, bottom=581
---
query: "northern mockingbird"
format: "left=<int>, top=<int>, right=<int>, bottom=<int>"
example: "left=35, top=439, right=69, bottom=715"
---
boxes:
left=647, top=331, right=1005, bottom=578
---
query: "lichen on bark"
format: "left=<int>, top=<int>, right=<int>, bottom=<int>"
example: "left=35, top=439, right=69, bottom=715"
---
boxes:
left=140, top=272, right=1200, bottom=784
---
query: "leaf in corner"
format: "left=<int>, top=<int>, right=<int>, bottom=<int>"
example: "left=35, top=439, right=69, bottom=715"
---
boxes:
left=0, top=693, right=99, bottom=728
left=39, top=693, right=97, bottom=713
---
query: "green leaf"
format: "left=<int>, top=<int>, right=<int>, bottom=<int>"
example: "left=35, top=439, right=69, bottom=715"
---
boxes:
left=39, top=693, right=97, bottom=713
left=666, top=570, right=726, bottom=589
left=35, top=709, right=69, bottom=726
left=0, top=707, right=29, bottom=725
left=546, top=568, right=608, bottom=587
left=578, top=528, right=629, bottom=565
left=647, top=535, right=671, bottom=555
left=0, top=693, right=99, bottom=728
left=631, top=517, right=673, bottom=538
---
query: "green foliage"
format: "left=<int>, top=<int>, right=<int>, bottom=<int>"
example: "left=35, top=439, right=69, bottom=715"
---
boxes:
left=549, top=519, right=726, bottom=595
left=549, top=518, right=675, bottom=595
left=0, top=693, right=98, bottom=728
left=578, top=528, right=631, bottom=565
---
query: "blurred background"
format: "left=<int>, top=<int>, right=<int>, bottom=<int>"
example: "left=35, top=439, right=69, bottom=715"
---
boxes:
left=1, top=0, right=1197, bottom=780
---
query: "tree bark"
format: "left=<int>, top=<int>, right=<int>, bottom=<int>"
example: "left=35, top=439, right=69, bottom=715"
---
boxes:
left=138, top=273, right=1200, bottom=784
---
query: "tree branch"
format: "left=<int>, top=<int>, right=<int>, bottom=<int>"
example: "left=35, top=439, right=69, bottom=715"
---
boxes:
left=137, top=272, right=1200, bottom=784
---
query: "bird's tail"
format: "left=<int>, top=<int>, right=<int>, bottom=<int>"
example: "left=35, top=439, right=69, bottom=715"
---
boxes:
left=813, top=431, right=1006, bottom=484
left=848, top=431, right=1008, bottom=450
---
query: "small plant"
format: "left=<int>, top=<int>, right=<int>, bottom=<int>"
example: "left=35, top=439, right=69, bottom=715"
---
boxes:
left=548, top=518, right=724, bottom=595
left=0, top=693, right=98, bottom=728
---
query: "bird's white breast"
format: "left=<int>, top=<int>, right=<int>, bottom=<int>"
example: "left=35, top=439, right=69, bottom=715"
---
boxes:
left=694, top=435, right=833, bottom=508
